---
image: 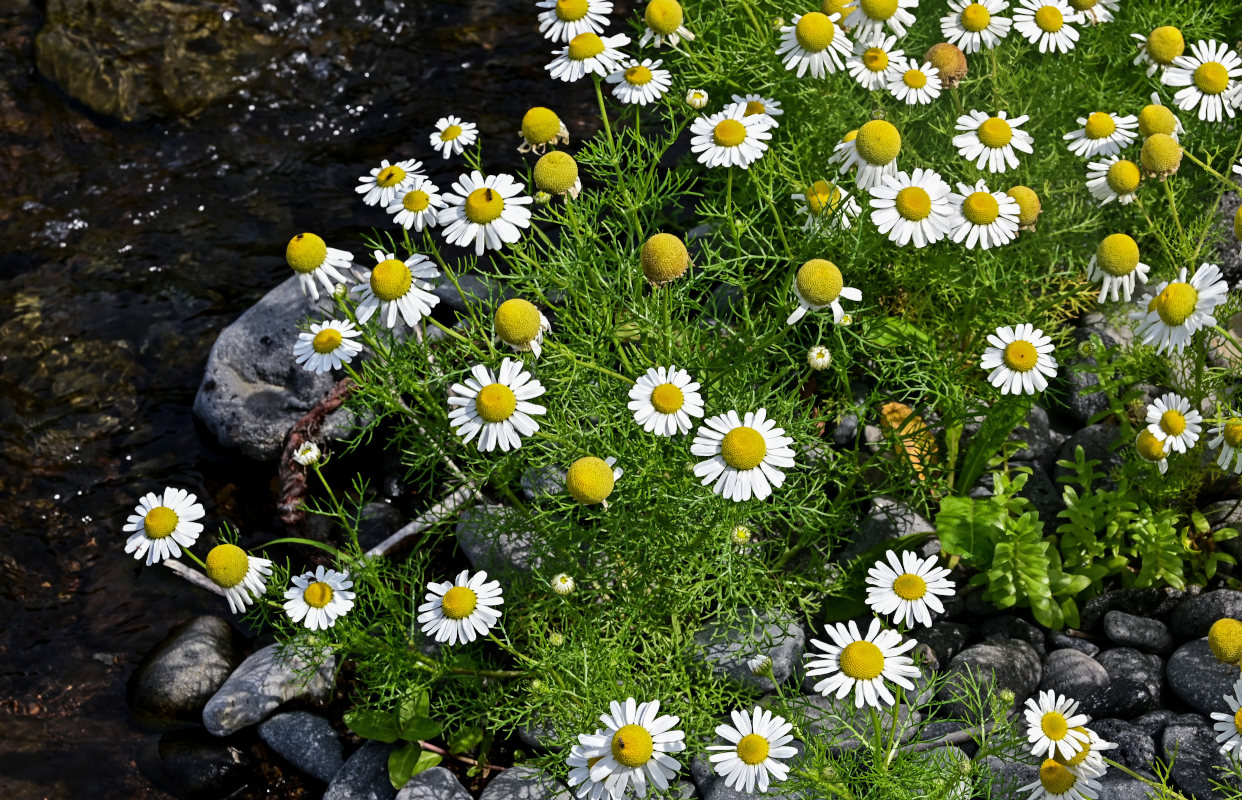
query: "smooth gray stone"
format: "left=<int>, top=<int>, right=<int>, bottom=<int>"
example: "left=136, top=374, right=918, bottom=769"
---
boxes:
left=1089, top=718, right=1157, bottom=780
left=257, top=711, right=344, bottom=783
left=1167, top=639, right=1239, bottom=716
left=1080, top=587, right=1193, bottom=632
left=837, top=496, right=935, bottom=562
left=1081, top=678, right=1158, bottom=720
left=937, top=640, right=1042, bottom=721
left=981, top=756, right=1037, bottom=797
left=202, top=643, right=335, bottom=736
left=396, top=766, right=471, bottom=800
left=1097, top=648, right=1164, bottom=702
left=694, top=608, right=804, bottom=691
left=979, top=615, right=1046, bottom=659
left=1038, top=649, right=1109, bottom=701
left=1169, top=590, right=1242, bottom=640
left=1104, top=611, right=1174, bottom=654
left=910, top=622, right=971, bottom=670
left=324, top=741, right=396, bottom=800
left=1053, top=425, right=1124, bottom=487
left=1162, top=714, right=1242, bottom=799
left=1046, top=630, right=1099, bottom=657
left=455, top=504, right=542, bottom=577
left=1097, top=771, right=1159, bottom=800
left=130, top=615, right=239, bottom=727
left=478, top=765, right=571, bottom=800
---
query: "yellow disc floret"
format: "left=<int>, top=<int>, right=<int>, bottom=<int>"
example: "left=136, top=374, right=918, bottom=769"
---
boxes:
left=441, top=586, right=478, bottom=619
left=641, top=232, right=690, bottom=284
left=860, top=0, right=898, bottom=21
left=1006, top=186, right=1041, bottom=227
left=1194, top=61, right=1229, bottom=94
left=376, top=164, right=406, bottom=188
left=1141, top=133, right=1182, bottom=176
left=522, top=107, right=563, bottom=144
left=495, top=298, right=542, bottom=345
left=1084, top=112, right=1116, bottom=140
left=1096, top=233, right=1140, bottom=277
left=1136, top=429, right=1167, bottom=462
left=568, top=32, right=605, bottom=61
left=1225, top=419, right=1242, bottom=448
left=839, top=640, right=885, bottom=680
left=721, top=426, right=767, bottom=471
left=1067, top=0, right=1096, bottom=9
left=1039, top=760, right=1077, bottom=795
left=1160, top=409, right=1186, bottom=437
left=1105, top=160, right=1142, bottom=195
left=822, top=0, right=855, bottom=15
left=893, top=572, right=928, bottom=600
left=1154, top=282, right=1198, bottom=326
left=902, top=69, right=927, bottom=89
left=144, top=506, right=179, bottom=539
left=1041, top=711, right=1069, bottom=741
left=962, top=192, right=1000, bottom=225
left=736, top=734, right=770, bottom=765
left=439, top=124, right=463, bottom=141
left=287, top=233, right=328, bottom=274
left=304, top=581, right=334, bottom=608
left=961, top=2, right=990, bottom=30
left=612, top=725, right=654, bottom=768
left=796, top=259, right=844, bottom=305
left=566, top=456, right=616, bottom=505
left=795, top=12, right=836, bottom=53
left=1053, top=728, right=1093, bottom=767
left=465, top=187, right=506, bottom=224
left=855, top=119, right=901, bottom=166
left=713, top=119, right=747, bottom=147
left=312, top=328, right=343, bottom=354
left=863, top=47, right=889, bottom=72
left=403, top=190, right=431, bottom=212
left=1138, top=104, right=1177, bottom=138
left=895, top=186, right=932, bottom=221
left=744, top=100, right=766, bottom=115
left=977, top=117, right=1013, bottom=148
left=1208, top=618, right=1242, bottom=665
left=475, top=383, right=517, bottom=423
left=205, top=543, right=250, bottom=589
left=644, top=0, right=684, bottom=35
left=1145, top=26, right=1185, bottom=65
left=1034, top=5, right=1063, bottom=32
left=370, top=259, right=413, bottom=302
left=805, top=180, right=842, bottom=216
left=1003, top=340, right=1038, bottom=372
left=1235, top=706, right=1242, bottom=736
left=625, top=65, right=654, bottom=85
left=650, top=383, right=684, bottom=414
left=925, top=43, right=968, bottom=84
left=534, top=151, right=579, bottom=195
left=556, top=0, right=589, bottom=20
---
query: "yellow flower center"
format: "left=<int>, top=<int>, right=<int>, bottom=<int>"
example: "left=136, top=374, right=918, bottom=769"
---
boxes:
left=1039, top=760, right=1077, bottom=795
left=312, top=328, right=343, bottom=354
left=1003, top=340, right=1038, bottom=372
left=1136, top=429, right=1167, bottom=462
left=1067, top=0, right=1095, bottom=9
left=961, top=2, right=991, bottom=31
left=1041, top=711, right=1069, bottom=741
left=713, top=119, right=747, bottom=148
left=977, top=117, right=1013, bottom=148
left=534, top=151, right=579, bottom=195
left=1224, top=419, right=1242, bottom=448
left=1105, top=160, right=1142, bottom=194
left=644, top=0, right=684, bottom=35
left=892, top=572, right=927, bottom=600
left=440, top=124, right=463, bottom=141
left=1096, top=233, right=1140, bottom=277
left=641, top=233, right=690, bottom=283
left=855, top=119, right=901, bottom=166
left=863, top=47, right=889, bottom=72
left=475, top=383, right=517, bottom=423
left=962, top=191, right=1000, bottom=225
left=441, top=586, right=478, bottom=619
left=1155, top=282, right=1198, bottom=326
left=839, top=640, right=885, bottom=680
left=205, top=543, right=250, bottom=589
left=796, top=259, right=844, bottom=305
left=902, top=69, right=927, bottom=89
left=556, top=0, right=589, bottom=20
left=822, top=0, right=854, bottom=14
left=795, top=12, right=836, bottom=52
left=370, top=259, right=413, bottom=302
left=1053, top=728, right=1093, bottom=766
left=1007, top=186, right=1041, bottom=226
left=286, top=233, right=327, bottom=274
left=1160, top=409, right=1186, bottom=437
left=895, top=186, right=932, bottom=221
left=721, top=426, right=767, bottom=471
left=465, top=187, right=506, bottom=224
left=567, top=32, right=605, bottom=61
left=736, top=734, right=770, bottom=765
left=1034, top=5, right=1063, bottom=32
left=1234, top=706, right=1242, bottom=736
left=612, top=725, right=654, bottom=768
left=842, top=129, right=859, bottom=143
left=143, top=506, right=179, bottom=539
left=1145, top=26, right=1185, bottom=65
left=494, top=299, right=542, bottom=345
left=625, top=65, right=654, bottom=85
left=805, top=180, right=842, bottom=216
left=304, top=581, right=334, bottom=608
left=566, top=456, right=616, bottom=504
left=522, top=107, right=562, bottom=144
left=1138, top=104, right=1177, bottom=138
left=1084, top=112, right=1116, bottom=139
left=403, top=190, right=431, bottom=212
left=650, top=383, right=684, bottom=414
left=376, top=165, right=406, bottom=188
left=1208, top=618, right=1242, bottom=664
left=744, top=100, right=766, bottom=115
left=860, top=0, right=898, bottom=21
left=1194, top=61, right=1230, bottom=94
left=1141, top=133, right=1182, bottom=174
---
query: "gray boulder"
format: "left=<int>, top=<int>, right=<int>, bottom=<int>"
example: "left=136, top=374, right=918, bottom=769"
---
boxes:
left=1162, top=714, right=1242, bottom=799
left=455, top=504, right=542, bottom=577
left=1009, top=404, right=1068, bottom=474
left=1053, top=425, right=1124, bottom=487
left=1097, top=648, right=1164, bottom=701
left=937, top=640, right=1042, bottom=720
left=479, top=765, right=570, bottom=800
left=130, top=615, right=239, bottom=727
left=1038, top=649, right=1109, bottom=701
left=1081, top=588, right=1190, bottom=633
left=1046, top=630, right=1100, bottom=657
left=324, top=741, right=396, bottom=800
left=1081, top=678, right=1158, bottom=720
left=981, top=756, right=1037, bottom=797
left=257, top=711, right=344, bottom=783
left=1103, top=611, right=1174, bottom=654
left=1169, top=590, right=1242, bottom=641
left=1167, top=639, right=1239, bottom=716
left=396, top=767, right=471, bottom=800
left=910, top=622, right=971, bottom=669
left=1096, top=771, right=1159, bottom=800
left=1089, top=718, right=1157, bottom=780
left=838, top=496, right=935, bottom=562
left=202, top=643, right=335, bottom=736
left=694, top=608, right=805, bottom=691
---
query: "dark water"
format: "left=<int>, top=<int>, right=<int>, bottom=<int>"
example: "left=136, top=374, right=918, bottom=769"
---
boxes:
left=0, top=1, right=603, bottom=796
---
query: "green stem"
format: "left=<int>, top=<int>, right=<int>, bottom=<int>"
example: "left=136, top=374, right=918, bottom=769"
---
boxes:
left=1180, top=147, right=1238, bottom=191
left=1162, top=178, right=1185, bottom=246
left=183, top=548, right=207, bottom=569
left=262, top=537, right=348, bottom=560
left=548, top=340, right=634, bottom=384
left=726, top=167, right=738, bottom=243
left=1134, top=194, right=1176, bottom=265
left=1103, top=758, right=1189, bottom=799
left=487, top=631, right=537, bottom=665
left=662, top=285, right=673, bottom=363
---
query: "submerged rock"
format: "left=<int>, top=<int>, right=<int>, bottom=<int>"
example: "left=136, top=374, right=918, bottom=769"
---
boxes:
left=154, top=728, right=256, bottom=800
left=202, top=643, right=335, bottom=736
left=130, top=615, right=240, bottom=727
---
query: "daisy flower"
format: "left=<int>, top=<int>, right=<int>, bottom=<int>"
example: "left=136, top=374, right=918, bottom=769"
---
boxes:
left=356, top=158, right=421, bottom=207
left=579, top=698, right=686, bottom=798
left=1209, top=416, right=1242, bottom=474
left=438, top=171, right=533, bottom=256
left=1086, top=156, right=1141, bottom=206
left=1145, top=393, right=1202, bottom=455
left=547, top=32, right=631, bottom=83
left=286, top=233, right=353, bottom=300
left=1063, top=112, right=1138, bottom=159
left=640, top=232, right=690, bottom=287
left=1137, top=93, right=1184, bottom=140
left=1067, top=0, right=1116, bottom=25
left=691, top=409, right=797, bottom=502
left=706, top=707, right=798, bottom=794
left=1025, top=690, right=1091, bottom=760
left=841, top=119, right=902, bottom=189
left=952, top=110, right=1034, bottom=173
left=793, top=180, right=861, bottom=230
left=494, top=298, right=551, bottom=358
left=1020, top=758, right=1102, bottom=800
left=1012, top=0, right=1078, bottom=54
left=639, top=0, right=695, bottom=47
left=1135, top=429, right=1170, bottom=474
left=846, top=33, right=904, bottom=91
left=1132, top=263, right=1229, bottom=354
left=1141, top=133, right=1183, bottom=179
left=123, top=487, right=205, bottom=566
left=787, top=258, right=861, bottom=325
left=1050, top=727, right=1115, bottom=780
left=534, top=151, right=582, bottom=199
left=941, top=0, right=1012, bottom=53
left=292, top=441, right=321, bottom=466
left=807, top=344, right=832, bottom=369
left=284, top=566, right=355, bottom=631
left=731, top=93, right=783, bottom=120
left=865, top=550, right=956, bottom=628
left=628, top=365, right=704, bottom=437
left=804, top=618, right=921, bottom=708
left=868, top=168, right=955, bottom=247
left=1087, top=233, right=1149, bottom=303
left=351, top=251, right=440, bottom=329
left=518, top=107, right=570, bottom=153
left=844, top=0, right=917, bottom=38
left=948, top=179, right=1021, bottom=249
left=606, top=58, right=673, bottom=105
left=536, top=0, right=613, bottom=43
left=388, top=177, right=446, bottom=232
left=417, top=569, right=504, bottom=645
left=1162, top=39, right=1242, bottom=123
left=566, top=732, right=610, bottom=800
left=776, top=12, right=852, bottom=79
left=204, top=543, right=273, bottom=615
left=294, top=319, right=364, bottom=374
left=685, top=88, right=709, bottom=109
left=1211, top=677, right=1242, bottom=754
left=980, top=323, right=1058, bottom=395
left=887, top=59, right=941, bottom=105
left=828, top=128, right=858, bottom=171
left=566, top=456, right=624, bottom=506
left=689, top=104, right=774, bottom=169
left=429, top=116, right=478, bottom=159
left=1008, top=185, right=1042, bottom=231
left=447, top=358, right=547, bottom=452
left=1132, top=26, right=1185, bottom=78
left=551, top=573, right=576, bottom=595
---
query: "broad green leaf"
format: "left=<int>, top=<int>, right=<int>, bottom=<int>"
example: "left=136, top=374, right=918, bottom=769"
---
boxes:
left=389, top=742, right=422, bottom=789
left=936, top=496, right=1004, bottom=566
left=345, top=709, right=400, bottom=743
left=410, top=749, right=443, bottom=777
left=448, top=726, right=485, bottom=755
left=400, top=717, right=443, bottom=743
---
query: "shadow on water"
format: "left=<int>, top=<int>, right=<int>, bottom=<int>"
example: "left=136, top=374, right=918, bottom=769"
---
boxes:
left=0, top=0, right=611, bottom=796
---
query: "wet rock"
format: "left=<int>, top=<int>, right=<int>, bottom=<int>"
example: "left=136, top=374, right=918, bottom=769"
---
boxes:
left=981, top=756, right=1037, bottom=797
left=1053, top=425, right=1124, bottom=487
left=257, top=711, right=344, bottom=783
left=1167, top=639, right=1237, bottom=716
left=1089, top=719, right=1156, bottom=780
left=1009, top=405, right=1067, bottom=474
left=1038, top=649, right=1109, bottom=701
left=1079, top=588, right=1190, bottom=632
left=1080, top=678, right=1158, bottom=720
left=837, top=496, right=935, bottom=562
left=455, top=504, right=542, bottom=578
left=910, top=622, right=971, bottom=669
left=324, top=741, right=396, bottom=800
left=202, top=643, right=335, bottom=736
left=693, top=608, right=804, bottom=691
left=478, top=765, right=570, bottom=800
left=979, top=616, right=1046, bottom=659
left=396, top=766, right=471, bottom=800
left=357, top=501, right=405, bottom=552
left=1162, top=714, right=1242, bottom=799
left=1097, top=771, right=1159, bottom=800
left=130, top=615, right=240, bottom=727
left=155, top=728, right=255, bottom=800
left=1132, top=709, right=1175, bottom=737
left=1103, top=611, right=1174, bottom=654
left=1046, top=630, right=1099, bottom=657
left=1168, top=590, right=1242, bottom=640
left=937, top=640, right=1042, bottom=720
left=1096, top=648, right=1164, bottom=701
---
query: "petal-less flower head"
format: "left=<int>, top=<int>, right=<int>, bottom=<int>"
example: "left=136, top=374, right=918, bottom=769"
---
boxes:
left=579, top=698, right=686, bottom=798
left=286, top=233, right=353, bottom=300
left=519, top=107, right=570, bottom=154
left=844, top=0, right=917, bottom=37
left=941, top=0, right=1013, bottom=54
left=388, top=177, right=447, bottom=232
left=639, top=0, right=695, bottom=47
left=1162, top=39, right=1242, bottom=123
left=123, top=487, right=205, bottom=566
left=495, top=298, right=552, bottom=358
left=356, top=158, right=422, bottom=207
left=731, top=93, right=783, bottom=119
left=429, top=116, right=479, bottom=159
left=706, top=707, right=799, bottom=794
left=536, top=0, right=614, bottom=43
left=1132, top=263, right=1229, bottom=355
left=284, top=565, right=355, bottom=630
left=948, top=179, right=1020, bottom=249
left=1141, top=133, right=1183, bottom=180
left=865, top=550, right=956, bottom=628
left=1135, top=429, right=1170, bottom=474
left=1087, top=233, right=1149, bottom=303
left=438, top=171, right=533, bottom=255
left=1007, top=185, right=1042, bottom=231
left=566, top=456, right=624, bottom=506
left=1212, top=677, right=1242, bottom=755
left=691, top=409, right=797, bottom=502
left=205, top=543, right=273, bottom=614
left=792, top=180, right=861, bottom=231
left=640, top=232, right=690, bottom=286
left=776, top=12, right=853, bottom=79
left=1024, top=690, right=1092, bottom=760
left=351, top=250, right=440, bottom=329
left=804, top=618, right=921, bottom=708
left=1137, top=93, right=1185, bottom=140
left=846, top=32, right=904, bottom=90
left=534, top=151, right=582, bottom=199
left=546, top=32, right=631, bottom=83
left=1145, top=392, right=1202, bottom=455
left=1132, top=26, right=1185, bottom=77
left=841, top=119, right=901, bottom=189
left=294, top=319, right=364, bottom=374
left=1209, top=417, right=1242, bottom=474
left=1063, top=112, right=1138, bottom=159
left=1020, top=757, right=1102, bottom=800
left=1210, top=619, right=1242, bottom=666
left=887, top=59, right=942, bottom=105
left=1012, top=0, right=1078, bottom=54
left=953, top=110, right=1034, bottom=173
left=293, top=441, right=321, bottom=466
left=1066, top=0, right=1116, bottom=25
left=566, top=730, right=610, bottom=800
left=689, top=103, right=774, bottom=169
left=417, top=569, right=504, bottom=645
left=868, top=168, right=955, bottom=248
left=606, top=58, right=673, bottom=106
left=1086, top=156, right=1142, bottom=206
left=447, top=358, right=547, bottom=452
left=980, top=323, right=1058, bottom=395
left=628, top=365, right=705, bottom=437
left=787, top=258, right=861, bottom=325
